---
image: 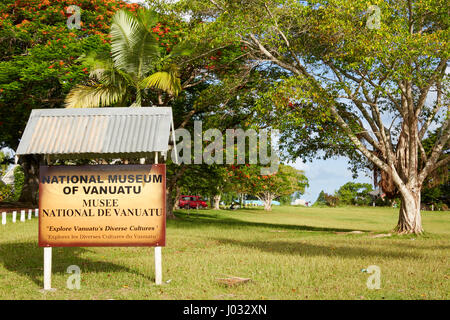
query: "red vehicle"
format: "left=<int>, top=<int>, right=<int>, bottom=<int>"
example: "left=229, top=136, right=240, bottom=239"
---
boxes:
left=179, top=195, right=208, bottom=209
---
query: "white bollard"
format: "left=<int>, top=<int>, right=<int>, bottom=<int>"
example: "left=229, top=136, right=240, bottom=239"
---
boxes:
left=12, top=211, right=17, bottom=223
left=20, top=210, right=25, bottom=222
left=35, top=208, right=39, bottom=218
left=28, top=209, right=32, bottom=220
left=1, top=212, right=5, bottom=225
left=44, top=247, right=52, bottom=290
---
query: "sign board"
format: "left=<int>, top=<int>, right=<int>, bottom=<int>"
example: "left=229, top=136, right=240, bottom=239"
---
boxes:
left=39, top=164, right=166, bottom=247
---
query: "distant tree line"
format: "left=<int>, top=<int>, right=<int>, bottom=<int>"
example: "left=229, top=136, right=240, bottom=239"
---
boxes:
left=314, top=180, right=449, bottom=211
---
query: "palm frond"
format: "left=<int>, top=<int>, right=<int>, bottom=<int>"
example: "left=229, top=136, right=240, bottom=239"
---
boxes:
left=78, top=51, right=134, bottom=90
left=79, top=52, right=115, bottom=82
left=129, top=9, right=160, bottom=76
left=65, top=84, right=126, bottom=108
left=66, top=8, right=184, bottom=108
left=110, top=10, right=140, bottom=71
left=135, top=8, right=159, bottom=30
left=110, top=9, right=160, bottom=76
left=141, top=68, right=181, bottom=96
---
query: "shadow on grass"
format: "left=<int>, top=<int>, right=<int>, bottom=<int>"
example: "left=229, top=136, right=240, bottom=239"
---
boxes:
left=0, top=242, right=152, bottom=287
left=211, top=238, right=423, bottom=259
left=170, top=211, right=370, bottom=233
left=387, top=242, right=450, bottom=250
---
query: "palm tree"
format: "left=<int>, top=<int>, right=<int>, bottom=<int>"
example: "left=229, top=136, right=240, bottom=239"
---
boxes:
left=65, top=9, right=182, bottom=108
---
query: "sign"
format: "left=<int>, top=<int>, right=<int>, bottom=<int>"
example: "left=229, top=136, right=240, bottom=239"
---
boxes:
left=39, top=164, right=166, bottom=247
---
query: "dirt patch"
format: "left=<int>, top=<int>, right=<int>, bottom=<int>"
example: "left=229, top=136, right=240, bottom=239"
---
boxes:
left=334, top=231, right=364, bottom=235
left=370, top=233, right=392, bottom=238
left=217, top=276, right=251, bottom=287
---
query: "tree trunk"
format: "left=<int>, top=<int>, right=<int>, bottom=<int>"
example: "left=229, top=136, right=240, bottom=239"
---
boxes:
left=173, top=186, right=181, bottom=211
left=264, top=198, right=272, bottom=211
left=166, top=184, right=182, bottom=219
left=18, top=155, right=41, bottom=205
left=262, top=193, right=273, bottom=211
left=213, top=194, right=221, bottom=210
left=165, top=165, right=187, bottom=219
left=166, top=187, right=176, bottom=219
left=396, top=188, right=423, bottom=234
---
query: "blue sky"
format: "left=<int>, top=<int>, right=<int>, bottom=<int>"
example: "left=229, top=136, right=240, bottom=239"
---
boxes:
left=289, top=157, right=373, bottom=203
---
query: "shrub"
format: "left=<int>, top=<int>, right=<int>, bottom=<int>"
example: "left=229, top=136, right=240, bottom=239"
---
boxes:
left=10, top=165, right=25, bottom=201
left=324, top=193, right=339, bottom=207
left=0, top=182, right=13, bottom=202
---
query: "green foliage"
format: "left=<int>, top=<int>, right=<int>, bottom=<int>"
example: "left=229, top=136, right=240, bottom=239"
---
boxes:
left=422, top=181, right=450, bottom=208
left=229, top=163, right=309, bottom=203
left=173, top=0, right=450, bottom=193
left=0, top=150, right=13, bottom=174
left=313, top=190, right=339, bottom=207
left=375, top=196, right=395, bottom=208
left=324, top=193, right=340, bottom=207
left=0, top=150, right=14, bottom=201
left=278, top=194, right=292, bottom=205
left=65, top=8, right=187, bottom=108
left=0, top=182, right=12, bottom=202
left=0, top=151, right=24, bottom=202
left=10, top=165, right=25, bottom=202
left=336, top=182, right=373, bottom=206
left=420, top=129, right=450, bottom=207
left=314, top=190, right=327, bottom=206
left=315, top=182, right=377, bottom=207
left=0, top=0, right=138, bottom=149
left=176, top=164, right=233, bottom=198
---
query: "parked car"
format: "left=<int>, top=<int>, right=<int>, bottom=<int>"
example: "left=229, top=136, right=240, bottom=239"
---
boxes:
left=179, top=195, right=208, bottom=209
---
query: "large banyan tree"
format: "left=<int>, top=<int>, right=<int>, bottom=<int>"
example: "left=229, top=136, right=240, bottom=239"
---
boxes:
left=175, top=0, right=449, bottom=233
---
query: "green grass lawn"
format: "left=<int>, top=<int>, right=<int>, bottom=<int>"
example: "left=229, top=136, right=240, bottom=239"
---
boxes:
left=0, top=206, right=448, bottom=300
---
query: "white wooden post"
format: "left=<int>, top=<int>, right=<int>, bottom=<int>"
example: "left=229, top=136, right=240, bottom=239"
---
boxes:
left=42, top=156, right=54, bottom=291
left=35, top=208, right=39, bottom=218
left=154, top=151, right=162, bottom=285
left=28, top=209, right=32, bottom=220
left=1, top=212, right=5, bottom=225
left=12, top=211, right=17, bottom=223
left=20, top=210, right=25, bottom=222
left=43, top=247, right=52, bottom=290
left=155, top=246, right=162, bottom=285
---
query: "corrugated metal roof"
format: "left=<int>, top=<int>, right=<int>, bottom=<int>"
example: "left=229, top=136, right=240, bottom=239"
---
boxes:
left=16, top=107, right=174, bottom=157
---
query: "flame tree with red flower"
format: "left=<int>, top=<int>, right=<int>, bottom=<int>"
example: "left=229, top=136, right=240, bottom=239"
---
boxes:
left=229, top=164, right=308, bottom=211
